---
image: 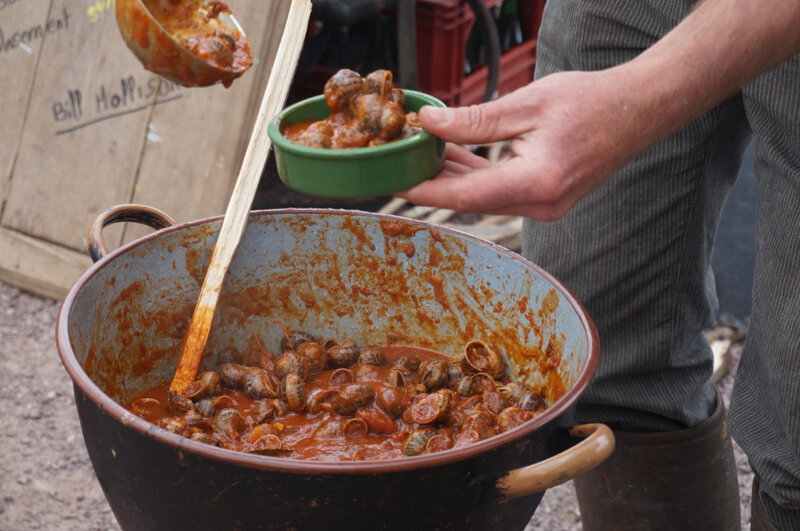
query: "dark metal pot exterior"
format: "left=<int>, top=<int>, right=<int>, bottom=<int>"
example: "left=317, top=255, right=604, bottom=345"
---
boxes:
left=58, top=208, right=601, bottom=530
left=76, top=386, right=552, bottom=530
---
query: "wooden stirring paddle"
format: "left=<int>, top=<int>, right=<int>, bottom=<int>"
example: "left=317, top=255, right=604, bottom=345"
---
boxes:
left=169, top=0, right=313, bottom=394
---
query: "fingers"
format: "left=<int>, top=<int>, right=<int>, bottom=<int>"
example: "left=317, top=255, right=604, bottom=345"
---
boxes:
left=397, top=155, right=579, bottom=222
left=399, top=156, right=531, bottom=211
left=442, top=143, right=494, bottom=171
left=429, top=144, right=496, bottom=179
left=419, top=88, right=539, bottom=145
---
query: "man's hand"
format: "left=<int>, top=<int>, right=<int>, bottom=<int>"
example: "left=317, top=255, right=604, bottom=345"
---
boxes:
left=398, top=69, right=641, bottom=221
left=398, top=0, right=800, bottom=222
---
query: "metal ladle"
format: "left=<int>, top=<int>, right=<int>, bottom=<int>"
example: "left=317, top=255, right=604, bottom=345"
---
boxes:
left=116, top=0, right=253, bottom=87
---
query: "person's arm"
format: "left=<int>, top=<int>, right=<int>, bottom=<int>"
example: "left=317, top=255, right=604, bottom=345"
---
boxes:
left=398, top=0, right=800, bottom=221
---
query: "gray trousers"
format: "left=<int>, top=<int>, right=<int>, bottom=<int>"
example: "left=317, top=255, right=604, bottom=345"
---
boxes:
left=522, top=0, right=800, bottom=526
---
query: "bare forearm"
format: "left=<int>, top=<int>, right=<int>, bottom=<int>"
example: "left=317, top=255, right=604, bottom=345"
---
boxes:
left=615, top=0, right=800, bottom=149
left=398, top=0, right=800, bottom=220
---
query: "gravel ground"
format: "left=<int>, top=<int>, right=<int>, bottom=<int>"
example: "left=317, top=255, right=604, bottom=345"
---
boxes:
left=0, top=280, right=752, bottom=530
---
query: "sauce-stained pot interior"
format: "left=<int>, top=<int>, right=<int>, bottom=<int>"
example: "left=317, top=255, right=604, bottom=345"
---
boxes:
left=68, top=210, right=590, bottom=464
left=59, top=209, right=605, bottom=530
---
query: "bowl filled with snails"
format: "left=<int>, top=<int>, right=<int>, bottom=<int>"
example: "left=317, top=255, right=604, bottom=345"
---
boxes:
left=268, top=68, right=446, bottom=198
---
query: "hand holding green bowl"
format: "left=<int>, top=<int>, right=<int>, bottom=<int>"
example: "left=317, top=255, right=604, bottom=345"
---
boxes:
left=268, top=90, right=446, bottom=199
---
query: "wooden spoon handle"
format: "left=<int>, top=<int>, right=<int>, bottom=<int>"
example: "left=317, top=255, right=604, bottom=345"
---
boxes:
left=170, top=0, right=313, bottom=393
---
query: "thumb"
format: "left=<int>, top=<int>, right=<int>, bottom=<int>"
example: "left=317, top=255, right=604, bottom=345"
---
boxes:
left=418, top=91, right=534, bottom=144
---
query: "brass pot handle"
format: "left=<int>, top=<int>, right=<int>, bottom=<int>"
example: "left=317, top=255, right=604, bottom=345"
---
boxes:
left=88, top=204, right=176, bottom=262
left=497, top=423, right=615, bottom=499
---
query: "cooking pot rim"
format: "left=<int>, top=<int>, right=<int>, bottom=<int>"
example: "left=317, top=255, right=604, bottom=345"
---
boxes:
left=56, top=207, right=599, bottom=475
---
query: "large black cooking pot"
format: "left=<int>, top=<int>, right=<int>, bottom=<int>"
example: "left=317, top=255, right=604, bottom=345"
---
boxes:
left=56, top=205, right=612, bottom=530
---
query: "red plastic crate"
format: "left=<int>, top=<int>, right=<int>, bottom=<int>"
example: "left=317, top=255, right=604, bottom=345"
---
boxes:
left=415, top=0, right=504, bottom=103
left=454, top=37, right=537, bottom=106
left=289, top=1, right=547, bottom=107
left=519, top=0, right=547, bottom=40
left=416, top=0, right=545, bottom=106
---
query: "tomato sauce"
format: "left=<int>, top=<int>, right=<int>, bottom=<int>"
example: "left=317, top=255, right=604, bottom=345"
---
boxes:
left=142, top=0, right=252, bottom=84
left=128, top=343, right=548, bottom=462
left=281, top=69, right=423, bottom=149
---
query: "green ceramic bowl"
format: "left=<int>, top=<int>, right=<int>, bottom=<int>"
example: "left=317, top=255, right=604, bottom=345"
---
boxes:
left=268, top=90, right=446, bottom=198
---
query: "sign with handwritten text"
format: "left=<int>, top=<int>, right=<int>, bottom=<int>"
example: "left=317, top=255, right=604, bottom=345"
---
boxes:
left=52, top=75, right=185, bottom=135
left=0, top=7, right=71, bottom=54
left=0, top=0, right=281, bottom=258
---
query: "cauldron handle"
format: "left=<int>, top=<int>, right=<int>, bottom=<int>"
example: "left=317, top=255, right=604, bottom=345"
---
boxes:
left=88, top=204, right=176, bottom=262
left=495, top=423, right=615, bottom=499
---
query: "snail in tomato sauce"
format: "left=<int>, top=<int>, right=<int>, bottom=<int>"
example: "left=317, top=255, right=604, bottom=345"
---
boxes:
left=127, top=329, right=548, bottom=462
left=282, top=69, right=425, bottom=149
left=137, top=0, right=253, bottom=87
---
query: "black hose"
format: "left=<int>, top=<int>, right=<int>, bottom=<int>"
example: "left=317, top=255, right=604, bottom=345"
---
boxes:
left=465, top=0, right=501, bottom=102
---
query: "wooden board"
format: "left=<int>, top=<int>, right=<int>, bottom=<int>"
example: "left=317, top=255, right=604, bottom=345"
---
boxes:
left=0, top=0, right=53, bottom=203
left=5, top=0, right=153, bottom=250
left=0, top=0, right=292, bottom=298
left=0, top=226, right=92, bottom=301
